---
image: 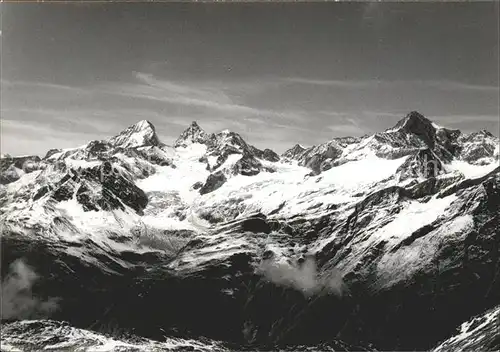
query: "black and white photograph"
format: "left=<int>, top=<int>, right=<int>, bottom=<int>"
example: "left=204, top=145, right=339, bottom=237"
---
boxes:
left=0, top=1, right=499, bottom=351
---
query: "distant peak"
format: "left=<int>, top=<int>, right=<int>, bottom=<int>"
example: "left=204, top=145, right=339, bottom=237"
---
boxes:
left=287, top=144, right=306, bottom=153
left=174, top=121, right=208, bottom=148
left=462, top=129, right=496, bottom=141
left=282, top=143, right=308, bottom=159
left=478, top=129, right=495, bottom=137
left=109, top=120, right=160, bottom=149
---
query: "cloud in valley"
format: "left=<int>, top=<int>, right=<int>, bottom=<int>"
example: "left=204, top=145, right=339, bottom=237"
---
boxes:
left=258, top=257, right=344, bottom=297
left=1, top=259, right=60, bottom=320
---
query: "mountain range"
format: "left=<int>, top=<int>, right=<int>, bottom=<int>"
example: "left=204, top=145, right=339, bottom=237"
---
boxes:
left=1, top=111, right=499, bottom=351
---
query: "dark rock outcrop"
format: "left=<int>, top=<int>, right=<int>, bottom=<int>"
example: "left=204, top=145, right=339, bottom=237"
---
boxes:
left=199, top=171, right=228, bottom=195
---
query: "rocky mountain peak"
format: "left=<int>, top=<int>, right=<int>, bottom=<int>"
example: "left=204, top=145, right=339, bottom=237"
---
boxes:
left=206, top=129, right=253, bottom=156
left=108, top=120, right=160, bottom=149
left=174, top=121, right=209, bottom=148
left=394, top=111, right=432, bottom=128
left=457, top=128, right=500, bottom=164
left=472, top=129, right=495, bottom=139
left=282, top=144, right=307, bottom=160
left=392, top=111, right=437, bottom=148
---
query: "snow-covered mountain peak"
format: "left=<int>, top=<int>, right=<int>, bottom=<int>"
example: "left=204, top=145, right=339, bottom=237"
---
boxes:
left=457, top=128, right=500, bottom=165
left=210, top=129, right=248, bottom=150
left=108, top=119, right=160, bottom=149
left=174, top=121, right=209, bottom=148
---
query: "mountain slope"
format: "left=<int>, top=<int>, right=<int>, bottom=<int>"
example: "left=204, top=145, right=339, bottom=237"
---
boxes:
left=1, top=112, right=499, bottom=351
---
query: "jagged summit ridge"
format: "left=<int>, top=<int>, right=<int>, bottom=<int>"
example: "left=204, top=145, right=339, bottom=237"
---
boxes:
left=174, top=121, right=209, bottom=148
left=390, top=111, right=437, bottom=147
left=109, top=119, right=160, bottom=149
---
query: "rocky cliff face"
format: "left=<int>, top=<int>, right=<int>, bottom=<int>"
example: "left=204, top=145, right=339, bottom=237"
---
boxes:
left=1, top=112, right=499, bottom=351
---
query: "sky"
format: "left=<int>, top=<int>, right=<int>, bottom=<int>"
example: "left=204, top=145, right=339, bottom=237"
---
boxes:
left=1, top=2, right=499, bottom=156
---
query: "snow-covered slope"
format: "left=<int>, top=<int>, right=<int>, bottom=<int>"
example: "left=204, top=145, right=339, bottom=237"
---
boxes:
left=109, top=119, right=161, bottom=149
left=0, top=320, right=230, bottom=352
left=0, top=320, right=372, bottom=352
left=432, top=305, right=500, bottom=352
left=1, top=112, right=499, bottom=351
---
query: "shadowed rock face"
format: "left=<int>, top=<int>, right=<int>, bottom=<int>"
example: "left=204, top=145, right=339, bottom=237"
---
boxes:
left=282, top=144, right=307, bottom=160
left=33, top=164, right=148, bottom=214
left=1, top=114, right=499, bottom=352
left=396, top=148, right=445, bottom=180
left=394, top=111, right=437, bottom=148
left=199, top=171, right=227, bottom=195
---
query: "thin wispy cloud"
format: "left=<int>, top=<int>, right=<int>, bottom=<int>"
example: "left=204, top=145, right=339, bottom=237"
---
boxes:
left=432, top=114, right=500, bottom=123
left=286, top=77, right=499, bottom=93
left=2, top=70, right=498, bottom=157
left=1, top=79, right=90, bottom=94
left=285, top=78, right=382, bottom=89
left=103, top=72, right=306, bottom=123
left=1, top=74, right=314, bottom=154
left=1, top=119, right=104, bottom=157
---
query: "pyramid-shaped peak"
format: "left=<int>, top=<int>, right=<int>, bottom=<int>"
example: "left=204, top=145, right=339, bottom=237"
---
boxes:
left=394, top=111, right=433, bottom=130
left=390, top=111, right=437, bottom=147
left=121, top=120, right=157, bottom=133
left=282, top=143, right=307, bottom=159
left=109, top=120, right=160, bottom=149
left=174, top=121, right=208, bottom=148
left=135, top=119, right=155, bottom=130
left=189, top=121, right=201, bottom=128
left=286, top=143, right=306, bottom=153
